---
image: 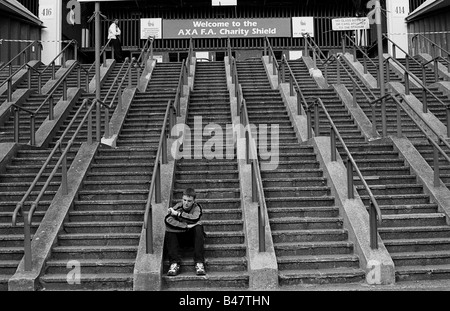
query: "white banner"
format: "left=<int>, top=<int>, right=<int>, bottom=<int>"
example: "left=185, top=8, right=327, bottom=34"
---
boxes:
left=140, top=18, right=162, bottom=40
left=332, top=17, right=370, bottom=31
left=292, top=17, right=314, bottom=38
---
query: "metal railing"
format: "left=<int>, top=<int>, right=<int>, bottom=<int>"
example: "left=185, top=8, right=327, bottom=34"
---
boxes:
left=369, top=93, right=450, bottom=187
left=39, top=40, right=79, bottom=81
left=136, top=36, right=155, bottom=68
left=341, top=34, right=380, bottom=86
left=88, top=38, right=112, bottom=74
left=143, top=57, right=190, bottom=253
left=143, top=99, right=177, bottom=254
left=263, top=37, right=282, bottom=86
left=0, top=62, right=42, bottom=102
left=11, top=61, right=90, bottom=145
left=11, top=55, right=140, bottom=270
left=0, top=41, right=41, bottom=75
left=230, top=55, right=267, bottom=252
left=411, top=34, right=450, bottom=72
left=383, top=55, right=450, bottom=136
left=12, top=97, right=103, bottom=271
left=306, top=97, right=382, bottom=249
left=279, top=55, right=308, bottom=116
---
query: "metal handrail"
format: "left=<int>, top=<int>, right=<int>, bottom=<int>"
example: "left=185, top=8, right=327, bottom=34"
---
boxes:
left=0, top=62, right=43, bottom=102
left=280, top=55, right=309, bottom=115
left=230, top=55, right=267, bottom=252
left=136, top=36, right=155, bottom=67
left=173, top=59, right=187, bottom=117
left=0, top=41, right=40, bottom=72
left=384, top=55, right=450, bottom=134
left=240, top=96, right=268, bottom=252
left=307, top=97, right=382, bottom=249
left=303, top=33, right=328, bottom=65
left=12, top=97, right=99, bottom=271
left=341, top=34, right=380, bottom=83
left=411, top=34, right=450, bottom=61
left=40, top=40, right=78, bottom=78
left=383, top=34, right=423, bottom=67
left=88, top=38, right=112, bottom=73
left=143, top=99, right=177, bottom=254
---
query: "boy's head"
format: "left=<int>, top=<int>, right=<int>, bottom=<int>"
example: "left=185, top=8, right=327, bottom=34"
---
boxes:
left=182, top=188, right=196, bottom=211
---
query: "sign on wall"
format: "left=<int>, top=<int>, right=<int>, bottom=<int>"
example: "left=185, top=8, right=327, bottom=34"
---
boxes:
left=140, top=18, right=162, bottom=39
left=331, top=17, right=370, bottom=31
left=292, top=17, right=314, bottom=38
left=162, top=18, right=292, bottom=39
left=212, top=0, right=237, bottom=5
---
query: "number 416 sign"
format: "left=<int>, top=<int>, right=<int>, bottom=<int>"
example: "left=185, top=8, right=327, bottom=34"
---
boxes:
left=40, top=6, right=55, bottom=20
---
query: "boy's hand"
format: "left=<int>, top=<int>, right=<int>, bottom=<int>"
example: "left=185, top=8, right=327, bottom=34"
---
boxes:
left=186, top=223, right=198, bottom=229
left=168, top=207, right=181, bottom=217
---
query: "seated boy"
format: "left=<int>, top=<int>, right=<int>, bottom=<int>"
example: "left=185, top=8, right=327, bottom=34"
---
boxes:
left=164, top=188, right=205, bottom=276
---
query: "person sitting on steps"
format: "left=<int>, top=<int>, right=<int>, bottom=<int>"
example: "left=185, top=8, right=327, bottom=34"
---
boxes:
left=165, top=188, right=205, bottom=276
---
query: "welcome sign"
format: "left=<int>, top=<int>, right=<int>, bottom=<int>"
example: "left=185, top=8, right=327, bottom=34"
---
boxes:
left=162, top=18, right=292, bottom=39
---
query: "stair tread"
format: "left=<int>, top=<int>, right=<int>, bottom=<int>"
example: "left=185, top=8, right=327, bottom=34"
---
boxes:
left=277, top=254, right=359, bottom=262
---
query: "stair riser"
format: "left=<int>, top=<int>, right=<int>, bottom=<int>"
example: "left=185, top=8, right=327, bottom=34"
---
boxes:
left=387, top=242, right=450, bottom=253
left=268, top=209, right=339, bottom=218
left=278, top=260, right=359, bottom=271
left=270, top=222, right=343, bottom=231
left=63, top=226, right=142, bottom=234
left=173, top=191, right=240, bottom=200
left=272, top=232, right=348, bottom=243
left=39, top=280, right=133, bottom=291
left=265, top=189, right=330, bottom=197
left=279, top=274, right=365, bottom=286
left=57, top=238, right=139, bottom=247
left=275, top=246, right=353, bottom=257
left=380, top=218, right=447, bottom=227
left=77, top=193, right=148, bottom=201
left=396, top=271, right=450, bottom=282
left=266, top=199, right=335, bottom=208
left=45, top=265, right=134, bottom=275
left=50, top=251, right=137, bottom=260
left=162, top=277, right=248, bottom=290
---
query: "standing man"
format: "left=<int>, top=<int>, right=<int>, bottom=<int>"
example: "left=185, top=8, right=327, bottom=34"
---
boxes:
left=165, top=188, right=206, bottom=276
left=108, top=18, right=123, bottom=62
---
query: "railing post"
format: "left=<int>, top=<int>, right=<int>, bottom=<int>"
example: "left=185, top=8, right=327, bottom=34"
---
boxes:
left=7, top=79, right=12, bottom=102
left=258, top=204, right=265, bottom=252
left=313, top=49, right=317, bottom=69
left=155, top=163, right=161, bottom=203
left=369, top=202, right=378, bottom=249
left=447, top=106, right=450, bottom=137
left=363, top=55, right=368, bottom=74
left=24, top=213, right=32, bottom=271
left=289, top=75, right=294, bottom=96
left=434, top=58, right=439, bottom=83
left=162, top=129, right=168, bottom=165
left=63, top=78, right=68, bottom=101
left=352, top=79, right=357, bottom=107
left=128, top=66, right=132, bottom=88
left=346, top=159, right=354, bottom=199
left=342, top=36, right=346, bottom=54
left=38, top=74, right=42, bottom=95
left=49, top=96, right=54, bottom=121
left=105, top=107, right=110, bottom=138
left=433, top=145, right=440, bottom=187
left=30, top=115, right=35, bottom=146
left=296, top=88, right=302, bottom=115
left=330, top=127, right=336, bottom=162
left=307, top=108, right=312, bottom=139
left=77, top=65, right=82, bottom=89
left=371, top=104, right=378, bottom=137
left=245, top=130, right=250, bottom=165
left=28, top=67, right=32, bottom=90
left=404, top=71, right=410, bottom=95
left=52, top=62, right=55, bottom=80
left=396, top=101, right=402, bottom=138
left=422, top=88, right=428, bottom=113
left=62, top=153, right=68, bottom=195
left=87, top=108, right=93, bottom=144
left=337, top=59, right=341, bottom=84
left=251, top=161, right=257, bottom=203
left=96, top=100, right=101, bottom=142
left=14, top=108, right=19, bottom=143
left=146, top=208, right=153, bottom=254
left=314, top=103, right=319, bottom=136
left=103, top=49, right=107, bottom=67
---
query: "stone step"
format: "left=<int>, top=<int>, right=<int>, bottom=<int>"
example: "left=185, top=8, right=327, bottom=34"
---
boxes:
left=278, top=267, right=365, bottom=286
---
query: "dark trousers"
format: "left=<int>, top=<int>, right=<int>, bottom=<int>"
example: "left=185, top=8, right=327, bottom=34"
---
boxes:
left=110, top=38, right=123, bottom=62
left=166, top=225, right=205, bottom=265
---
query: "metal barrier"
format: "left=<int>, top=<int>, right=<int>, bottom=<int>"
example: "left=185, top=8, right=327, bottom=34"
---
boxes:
left=11, top=61, right=90, bottom=145
left=143, top=58, right=189, bottom=254
left=0, top=62, right=42, bottom=102
left=306, top=98, right=382, bottom=249
left=12, top=97, right=100, bottom=271
left=412, top=34, right=450, bottom=73
left=230, top=55, right=267, bottom=252
left=0, top=41, right=41, bottom=76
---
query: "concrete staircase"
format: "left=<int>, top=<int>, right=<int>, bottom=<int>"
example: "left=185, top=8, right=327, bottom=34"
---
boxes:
left=0, top=62, right=137, bottom=291
left=236, top=58, right=366, bottom=286
left=302, top=86, right=450, bottom=282
left=38, top=62, right=182, bottom=290
left=162, top=61, right=249, bottom=290
left=285, top=59, right=319, bottom=88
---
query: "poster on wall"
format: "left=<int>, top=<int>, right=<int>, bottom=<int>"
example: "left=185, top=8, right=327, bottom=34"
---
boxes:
left=140, top=18, right=163, bottom=40
left=292, top=17, right=314, bottom=38
left=331, top=17, right=370, bottom=31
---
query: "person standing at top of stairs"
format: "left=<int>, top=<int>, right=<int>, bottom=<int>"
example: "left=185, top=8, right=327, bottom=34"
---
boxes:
left=165, top=188, right=206, bottom=276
